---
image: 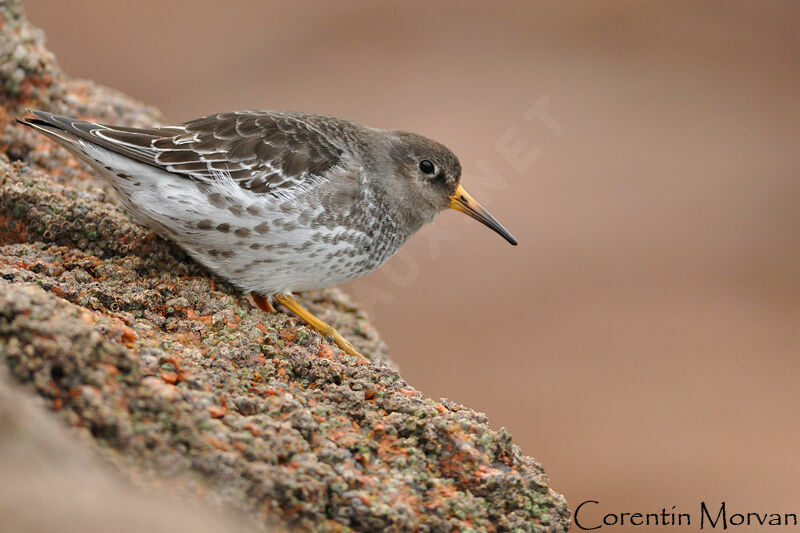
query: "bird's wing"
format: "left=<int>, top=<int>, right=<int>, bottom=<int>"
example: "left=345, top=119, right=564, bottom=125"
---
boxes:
left=21, top=110, right=346, bottom=195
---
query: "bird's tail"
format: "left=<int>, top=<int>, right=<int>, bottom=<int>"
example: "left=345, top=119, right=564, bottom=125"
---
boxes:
left=16, top=110, right=87, bottom=153
left=17, top=109, right=169, bottom=169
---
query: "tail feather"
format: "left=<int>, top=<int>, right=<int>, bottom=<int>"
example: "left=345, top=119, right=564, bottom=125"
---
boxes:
left=16, top=110, right=171, bottom=169
left=16, top=113, right=91, bottom=161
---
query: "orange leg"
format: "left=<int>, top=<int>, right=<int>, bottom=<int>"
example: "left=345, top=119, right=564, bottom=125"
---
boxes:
left=273, top=293, right=364, bottom=359
left=250, top=293, right=275, bottom=313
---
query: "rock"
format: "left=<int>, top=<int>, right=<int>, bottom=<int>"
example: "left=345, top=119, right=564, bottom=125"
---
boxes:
left=0, top=370, right=270, bottom=533
left=0, top=1, right=570, bottom=531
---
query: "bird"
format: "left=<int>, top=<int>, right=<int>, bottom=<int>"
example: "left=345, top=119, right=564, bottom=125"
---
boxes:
left=17, top=109, right=517, bottom=359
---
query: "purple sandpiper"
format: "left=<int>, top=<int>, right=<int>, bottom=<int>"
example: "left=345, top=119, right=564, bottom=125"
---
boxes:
left=18, top=110, right=517, bottom=359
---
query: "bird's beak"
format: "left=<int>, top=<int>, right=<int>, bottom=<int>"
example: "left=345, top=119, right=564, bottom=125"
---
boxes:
left=448, top=185, right=518, bottom=245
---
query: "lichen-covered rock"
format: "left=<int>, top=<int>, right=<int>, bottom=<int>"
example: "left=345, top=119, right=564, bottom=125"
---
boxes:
left=0, top=1, right=570, bottom=531
left=0, top=369, right=268, bottom=533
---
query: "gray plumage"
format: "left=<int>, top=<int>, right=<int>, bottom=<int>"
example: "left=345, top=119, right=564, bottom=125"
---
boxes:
left=18, top=109, right=471, bottom=296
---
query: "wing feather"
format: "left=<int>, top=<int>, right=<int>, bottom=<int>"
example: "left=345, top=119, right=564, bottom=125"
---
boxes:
left=23, top=110, right=347, bottom=196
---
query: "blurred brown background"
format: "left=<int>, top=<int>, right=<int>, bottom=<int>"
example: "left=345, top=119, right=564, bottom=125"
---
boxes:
left=24, top=0, right=800, bottom=528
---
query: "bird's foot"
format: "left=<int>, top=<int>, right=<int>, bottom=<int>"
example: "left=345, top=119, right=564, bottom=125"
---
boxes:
left=272, top=293, right=365, bottom=360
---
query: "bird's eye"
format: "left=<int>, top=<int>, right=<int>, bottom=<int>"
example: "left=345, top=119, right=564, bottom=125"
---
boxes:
left=419, top=160, right=435, bottom=174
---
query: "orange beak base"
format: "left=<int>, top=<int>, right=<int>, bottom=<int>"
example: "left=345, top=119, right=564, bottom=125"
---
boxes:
left=448, top=185, right=518, bottom=245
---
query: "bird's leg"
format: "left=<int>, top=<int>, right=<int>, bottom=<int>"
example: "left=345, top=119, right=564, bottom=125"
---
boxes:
left=273, top=293, right=364, bottom=360
left=249, top=293, right=275, bottom=313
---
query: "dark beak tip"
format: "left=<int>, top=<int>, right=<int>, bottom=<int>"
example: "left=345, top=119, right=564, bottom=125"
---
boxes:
left=502, top=232, right=518, bottom=246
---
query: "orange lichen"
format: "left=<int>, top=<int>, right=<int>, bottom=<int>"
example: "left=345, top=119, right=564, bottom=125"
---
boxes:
left=207, top=406, right=225, bottom=419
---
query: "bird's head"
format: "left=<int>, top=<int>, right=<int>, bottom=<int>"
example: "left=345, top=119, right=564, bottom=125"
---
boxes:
left=385, top=131, right=517, bottom=245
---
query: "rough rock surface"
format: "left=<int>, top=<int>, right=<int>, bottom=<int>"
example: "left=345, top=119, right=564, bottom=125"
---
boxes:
left=0, top=1, right=570, bottom=531
left=0, top=371, right=267, bottom=533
